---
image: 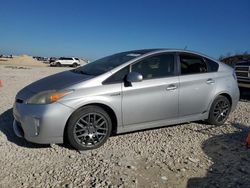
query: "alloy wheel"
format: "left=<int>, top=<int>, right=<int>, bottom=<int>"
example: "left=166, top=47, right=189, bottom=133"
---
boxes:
left=213, top=99, right=230, bottom=123
left=73, top=113, right=108, bottom=146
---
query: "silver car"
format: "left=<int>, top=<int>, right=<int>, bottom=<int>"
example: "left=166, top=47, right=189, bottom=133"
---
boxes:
left=13, top=49, right=239, bottom=150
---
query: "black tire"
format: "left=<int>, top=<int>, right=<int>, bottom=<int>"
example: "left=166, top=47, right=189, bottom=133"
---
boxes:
left=72, top=63, right=78, bottom=67
left=56, top=62, right=61, bottom=67
left=207, top=95, right=231, bottom=126
left=66, top=106, right=112, bottom=150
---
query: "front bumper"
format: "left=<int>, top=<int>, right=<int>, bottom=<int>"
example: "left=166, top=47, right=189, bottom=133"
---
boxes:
left=13, top=101, right=74, bottom=144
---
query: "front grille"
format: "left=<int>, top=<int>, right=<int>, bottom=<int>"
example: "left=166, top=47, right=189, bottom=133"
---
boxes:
left=236, top=72, right=249, bottom=78
left=16, top=99, right=24, bottom=103
left=237, top=78, right=250, bottom=83
left=235, top=66, right=249, bottom=71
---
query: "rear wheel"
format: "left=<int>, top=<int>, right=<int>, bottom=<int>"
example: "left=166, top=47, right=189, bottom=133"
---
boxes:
left=207, top=95, right=231, bottom=126
left=56, top=62, right=61, bottom=67
left=66, top=106, right=112, bottom=150
left=72, top=63, right=78, bottom=67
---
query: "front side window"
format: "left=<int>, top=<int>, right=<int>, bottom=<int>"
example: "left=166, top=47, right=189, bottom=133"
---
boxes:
left=180, top=54, right=208, bottom=75
left=74, top=50, right=154, bottom=76
left=103, top=66, right=129, bottom=84
left=131, top=54, right=175, bottom=79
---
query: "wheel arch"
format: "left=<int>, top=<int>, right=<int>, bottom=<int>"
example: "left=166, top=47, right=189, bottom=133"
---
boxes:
left=63, top=102, right=118, bottom=142
left=218, top=93, right=232, bottom=105
left=208, top=91, right=233, bottom=112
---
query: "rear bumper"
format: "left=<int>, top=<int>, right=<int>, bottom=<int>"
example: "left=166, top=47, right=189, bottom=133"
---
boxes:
left=13, top=101, right=74, bottom=144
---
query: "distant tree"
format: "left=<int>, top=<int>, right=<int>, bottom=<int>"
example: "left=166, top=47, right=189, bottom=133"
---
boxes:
left=219, top=51, right=250, bottom=67
left=226, top=52, right=231, bottom=58
left=219, top=55, right=225, bottom=61
left=243, top=51, right=249, bottom=55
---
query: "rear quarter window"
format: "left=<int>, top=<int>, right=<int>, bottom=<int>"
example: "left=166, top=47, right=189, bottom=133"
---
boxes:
left=205, top=58, right=219, bottom=72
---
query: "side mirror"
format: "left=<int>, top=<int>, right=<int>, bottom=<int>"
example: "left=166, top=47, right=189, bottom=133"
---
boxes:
left=126, top=72, right=143, bottom=83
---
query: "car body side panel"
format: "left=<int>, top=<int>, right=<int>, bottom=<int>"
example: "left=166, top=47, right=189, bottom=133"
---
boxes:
left=179, top=72, right=217, bottom=116
left=117, top=111, right=208, bottom=134
left=122, top=77, right=179, bottom=126
left=59, top=83, right=123, bottom=127
left=208, top=71, right=239, bottom=113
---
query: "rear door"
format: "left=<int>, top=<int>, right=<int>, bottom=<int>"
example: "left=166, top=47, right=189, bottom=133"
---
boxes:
left=67, top=58, right=73, bottom=65
left=60, top=57, right=68, bottom=65
left=178, top=53, right=217, bottom=116
left=122, top=53, right=179, bottom=126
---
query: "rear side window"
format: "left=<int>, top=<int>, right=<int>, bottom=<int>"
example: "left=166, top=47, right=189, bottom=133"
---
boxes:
left=60, top=57, right=72, bottom=60
left=103, top=66, right=129, bottom=84
left=132, top=54, right=175, bottom=79
left=180, top=54, right=208, bottom=75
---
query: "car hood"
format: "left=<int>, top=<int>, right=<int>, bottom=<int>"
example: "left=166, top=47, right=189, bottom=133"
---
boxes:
left=21, top=70, right=93, bottom=94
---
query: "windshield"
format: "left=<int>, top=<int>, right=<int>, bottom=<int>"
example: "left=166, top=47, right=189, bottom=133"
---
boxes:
left=73, top=50, right=155, bottom=76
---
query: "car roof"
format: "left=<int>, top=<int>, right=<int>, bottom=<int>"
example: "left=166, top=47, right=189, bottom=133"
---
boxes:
left=125, top=48, right=218, bottom=62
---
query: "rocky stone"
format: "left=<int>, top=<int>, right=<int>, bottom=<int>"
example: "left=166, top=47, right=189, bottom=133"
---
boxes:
left=161, top=176, right=168, bottom=181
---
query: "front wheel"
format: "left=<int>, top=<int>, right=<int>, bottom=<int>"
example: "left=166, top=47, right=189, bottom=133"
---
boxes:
left=66, top=106, right=112, bottom=150
left=207, top=95, right=231, bottom=126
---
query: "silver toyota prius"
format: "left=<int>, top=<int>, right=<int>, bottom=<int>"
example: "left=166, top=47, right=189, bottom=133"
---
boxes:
left=13, top=49, right=239, bottom=150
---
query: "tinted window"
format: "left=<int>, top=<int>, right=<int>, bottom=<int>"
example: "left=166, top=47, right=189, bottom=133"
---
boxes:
left=131, top=54, right=175, bottom=79
left=180, top=54, right=208, bottom=75
left=75, top=50, right=151, bottom=76
left=205, top=58, right=219, bottom=72
left=60, top=57, right=72, bottom=60
left=103, top=67, right=129, bottom=84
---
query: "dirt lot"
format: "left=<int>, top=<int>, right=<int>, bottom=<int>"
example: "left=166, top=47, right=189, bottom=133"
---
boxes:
left=0, top=65, right=250, bottom=188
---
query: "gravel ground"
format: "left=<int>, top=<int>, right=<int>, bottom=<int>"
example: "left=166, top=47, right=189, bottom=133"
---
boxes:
left=0, top=65, right=250, bottom=188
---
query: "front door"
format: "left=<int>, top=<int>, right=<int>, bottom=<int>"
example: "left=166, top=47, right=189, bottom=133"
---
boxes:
left=122, top=53, right=179, bottom=126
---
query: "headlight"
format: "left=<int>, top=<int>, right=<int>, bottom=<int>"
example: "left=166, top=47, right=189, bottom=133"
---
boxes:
left=26, top=90, right=73, bottom=104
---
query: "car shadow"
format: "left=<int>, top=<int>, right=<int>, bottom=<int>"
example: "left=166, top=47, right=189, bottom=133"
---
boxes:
left=187, top=122, right=250, bottom=188
left=0, top=108, right=49, bottom=148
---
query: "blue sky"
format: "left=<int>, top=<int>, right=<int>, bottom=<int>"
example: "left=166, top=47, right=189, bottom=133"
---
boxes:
left=0, top=0, right=249, bottom=60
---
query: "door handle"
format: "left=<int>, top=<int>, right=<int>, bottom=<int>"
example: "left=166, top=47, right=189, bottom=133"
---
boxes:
left=166, top=84, right=177, bottom=91
left=206, top=78, right=215, bottom=84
